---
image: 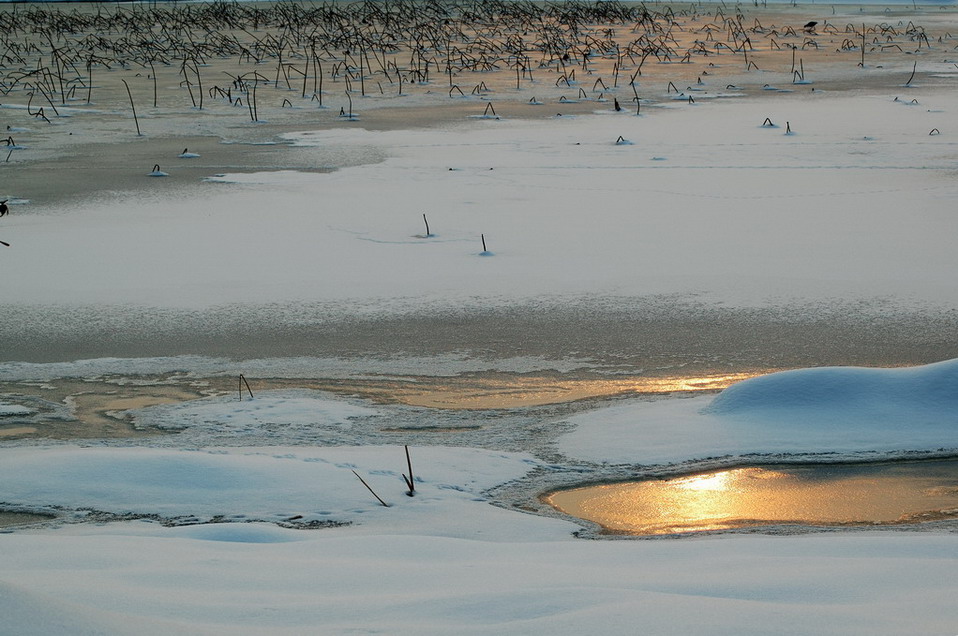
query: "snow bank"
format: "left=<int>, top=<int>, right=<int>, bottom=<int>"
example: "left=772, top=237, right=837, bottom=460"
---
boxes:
left=561, top=360, right=958, bottom=465
left=0, top=445, right=562, bottom=540
left=707, top=358, right=958, bottom=418
left=1, top=527, right=955, bottom=636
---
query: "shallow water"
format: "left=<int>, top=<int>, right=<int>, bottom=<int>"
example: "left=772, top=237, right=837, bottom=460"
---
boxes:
left=0, top=511, right=53, bottom=529
left=0, top=369, right=757, bottom=440
left=545, top=459, right=958, bottom=535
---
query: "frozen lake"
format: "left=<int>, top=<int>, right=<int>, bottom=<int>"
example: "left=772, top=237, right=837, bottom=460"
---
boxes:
left=1, top=1, right=958, bottom=633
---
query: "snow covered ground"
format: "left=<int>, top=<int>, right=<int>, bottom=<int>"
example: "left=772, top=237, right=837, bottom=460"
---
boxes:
left=1, top=360, right=957, bottom=634
left=5, top=92, right=958, bottom=311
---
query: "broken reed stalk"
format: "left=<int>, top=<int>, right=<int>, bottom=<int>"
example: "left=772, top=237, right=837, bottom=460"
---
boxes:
left=402, top=445, right=415, bottom=496
left=422, top=213, right=430, bottom=236
left=905, top=61, right=917, bottom=86
left=0, top=239, right=10, bottom=247
left=302, top=47, right=309, bottom=98
left=860, top=24, right=866, bottom=67
left=120, top=79, right=141, bottom=136
left=481, top=233, right=487, bottom=252
left=86, top=60, right=93, bottom=105
left=238, top=374, right=254, bottom=400
left=352, top=470, right=390, bottom=507
left=149, top=59, right=158, bottom=108
left=316, top=58, right=324, bottom=106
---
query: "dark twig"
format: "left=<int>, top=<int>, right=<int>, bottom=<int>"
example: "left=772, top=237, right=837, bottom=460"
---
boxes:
left=239, top=374, right=254, bottom=400
left=402, top=445, right=415, bottom=496
left=352, top=470, right=390, bottom=507
left=121, top=79, right=141, bottom=136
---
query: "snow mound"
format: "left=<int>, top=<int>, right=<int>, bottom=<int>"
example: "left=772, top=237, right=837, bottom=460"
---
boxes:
left=560, top=359, right=958, bottom=465
left=707, top=358, right=958, bottom=421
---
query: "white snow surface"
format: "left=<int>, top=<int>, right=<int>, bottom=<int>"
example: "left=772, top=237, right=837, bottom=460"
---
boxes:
left=5, top=93, right=958, bottom=311
left=2, top=360, right=957, bottom=634
left=135, top=388, right=381, bottom=433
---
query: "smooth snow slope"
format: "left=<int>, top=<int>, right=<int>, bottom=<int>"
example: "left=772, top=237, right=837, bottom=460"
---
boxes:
left=561, top=359, right=958, bottom=465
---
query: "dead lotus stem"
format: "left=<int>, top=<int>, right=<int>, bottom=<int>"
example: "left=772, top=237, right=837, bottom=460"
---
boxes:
left=860, top=24, right=866, bottom=67
left=238, top=374, right=254, bottom=400
left=120, top=79, right=141, bottom=136
left=403, top=445, right=415, bottom=496
left=905, top=61, right=917, bottom=86
left=352, top=470, right=390, bottom=507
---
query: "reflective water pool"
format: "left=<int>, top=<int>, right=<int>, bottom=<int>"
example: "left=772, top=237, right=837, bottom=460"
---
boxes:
left=545, top=460, right=958, bottom=535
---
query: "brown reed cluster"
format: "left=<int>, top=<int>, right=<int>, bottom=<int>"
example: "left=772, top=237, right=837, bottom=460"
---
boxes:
left=0, top=1, right=942, bottom=125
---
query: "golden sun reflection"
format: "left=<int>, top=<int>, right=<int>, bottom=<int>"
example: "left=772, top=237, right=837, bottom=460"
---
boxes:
left=545, top=461, right=958, bottom=536
left=364, top=371, right=761, bottom=409
left=673, top=472, right=734, bottom=492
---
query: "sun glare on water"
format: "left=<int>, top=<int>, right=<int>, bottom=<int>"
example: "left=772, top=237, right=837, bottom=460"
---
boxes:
left=546, top=462, right=958, bottom=535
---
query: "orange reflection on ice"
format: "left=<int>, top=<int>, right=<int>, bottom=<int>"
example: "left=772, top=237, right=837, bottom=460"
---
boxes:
left=545, top=461, right=958, bottom=535
left=393, top=372, right=760, bottom=409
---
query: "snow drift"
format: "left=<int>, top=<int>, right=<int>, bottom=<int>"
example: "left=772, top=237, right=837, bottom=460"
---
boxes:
left=707, top=358, right=958, bottom=418
left=561, top=359, right=958, bottom=465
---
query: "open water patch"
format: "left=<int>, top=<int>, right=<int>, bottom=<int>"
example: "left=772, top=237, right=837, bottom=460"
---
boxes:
left=545, top=459, right=958, bottom=536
